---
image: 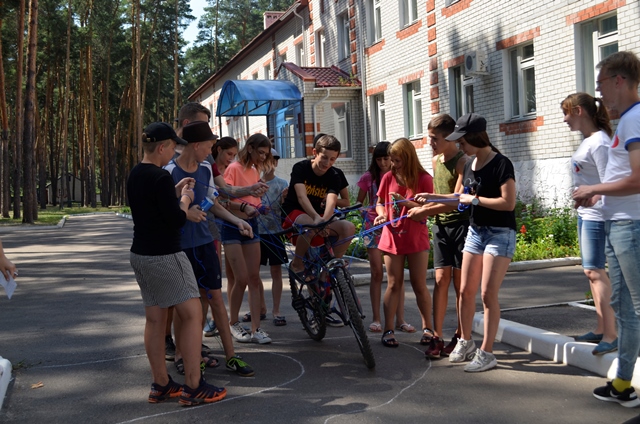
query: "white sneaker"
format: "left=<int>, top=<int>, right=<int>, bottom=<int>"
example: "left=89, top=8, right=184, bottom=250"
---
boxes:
left=449, top=338, right=476, bottom=363
left=464, top=349, right=497, bottom=372
left=251, top=328, right=272, bottom=344
left=230, top=321, right=251, bottom=343
left=203, top=319, right=218, bottom=337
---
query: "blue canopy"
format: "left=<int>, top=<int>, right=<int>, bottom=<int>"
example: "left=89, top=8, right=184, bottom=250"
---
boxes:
left=216, top=80, right=302, bottom=117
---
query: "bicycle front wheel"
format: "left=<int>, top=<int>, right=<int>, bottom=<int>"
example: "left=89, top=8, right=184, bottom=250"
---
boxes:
left=333, top=268, right=376, bottom=369
left=290, top=276, right=326, bottom=341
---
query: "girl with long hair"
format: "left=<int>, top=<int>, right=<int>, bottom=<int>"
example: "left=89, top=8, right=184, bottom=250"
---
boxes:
left=374, top=138, right=434, bottom=348
left=562, top=92, right=617, bottom=355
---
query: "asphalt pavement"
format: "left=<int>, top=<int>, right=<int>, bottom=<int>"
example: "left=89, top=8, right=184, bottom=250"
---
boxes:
left=0, top=214, right=638, bottom=423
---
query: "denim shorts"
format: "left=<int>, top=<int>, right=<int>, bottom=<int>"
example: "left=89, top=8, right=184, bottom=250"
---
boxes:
left=221, top=217, right=259, bottom=245
left=463, top=225, right=516, bottom=258
left=577, top=217, right=606, bottom=270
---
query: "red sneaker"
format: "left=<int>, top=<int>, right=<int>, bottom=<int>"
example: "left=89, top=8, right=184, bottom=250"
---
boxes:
left=425, top=337, right=444, bottom=359
left=441, top=335, right=460, bottom=357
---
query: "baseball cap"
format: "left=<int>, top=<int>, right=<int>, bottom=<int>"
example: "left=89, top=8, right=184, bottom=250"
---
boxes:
left=271, top=148, right=280, bottom=160
left=182, top=121, right=219, bottom=143
left=143, top=122, right=187, bottom=145
left=445, top=113, right=487, bottom=141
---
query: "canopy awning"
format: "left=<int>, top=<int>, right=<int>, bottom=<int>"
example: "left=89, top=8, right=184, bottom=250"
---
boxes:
left=216, top=80, right=302, bottom=117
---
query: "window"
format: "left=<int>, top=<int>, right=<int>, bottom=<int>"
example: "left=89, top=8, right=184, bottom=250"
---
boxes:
left=316, top=30, right=326, bottom=66
left=450, top=66, right=474, bottom=119
left=295, top=43, right=306, bottom=66
left=278, top=53, right=287, bottom=67
left=578, top=13, right=618, bottom=95
left=338, top=13, right=350, bottom=61
left=507, top=43, right=536, bottom=119
left=209, top=104, right=215, bottom=125
left=400, top=0, right=418, bottom=27
left=252, top=72, right=258, bottom=80
left=404, top=81, right=423, bottom=138
left=445, top=0, right=460, bottom=6
left=367, top=0, right=383, bottom=44
left=317, top=101, right=352, bottom=157
left=275, top=105, right=302, bottom=158
left=372, top=94, right=387, bottom=143
left=263, top=64, right=271, bottom=80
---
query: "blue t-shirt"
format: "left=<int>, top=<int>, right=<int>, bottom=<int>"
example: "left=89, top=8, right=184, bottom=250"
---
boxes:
left=164, top=159, right=216, bottom=249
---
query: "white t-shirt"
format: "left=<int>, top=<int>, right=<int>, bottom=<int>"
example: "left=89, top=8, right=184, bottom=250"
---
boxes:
left=602, top=102, right=640, bottom=221
left=572, top=130, right=609, bottom=221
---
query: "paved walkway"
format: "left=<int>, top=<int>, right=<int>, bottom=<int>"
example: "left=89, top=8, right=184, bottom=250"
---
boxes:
left=0, top=214, right=638, bottom=423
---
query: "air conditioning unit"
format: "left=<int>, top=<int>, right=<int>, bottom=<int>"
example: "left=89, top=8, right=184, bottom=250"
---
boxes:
left=464, top=50, right=489, bottom=75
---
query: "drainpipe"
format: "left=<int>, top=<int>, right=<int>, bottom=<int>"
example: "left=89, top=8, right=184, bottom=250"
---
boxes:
left=293, top=7, right=306, bottom=67
left=356, top=2, right=369, bottom=169
left=312, top=87, right=332, bottom=149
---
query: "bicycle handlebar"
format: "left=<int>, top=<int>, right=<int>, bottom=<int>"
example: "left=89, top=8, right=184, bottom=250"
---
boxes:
left=272, top=203, right=363, bottom=237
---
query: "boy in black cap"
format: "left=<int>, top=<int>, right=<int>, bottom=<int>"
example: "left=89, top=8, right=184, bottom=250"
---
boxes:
left=127, top=122, right=226, bottom=405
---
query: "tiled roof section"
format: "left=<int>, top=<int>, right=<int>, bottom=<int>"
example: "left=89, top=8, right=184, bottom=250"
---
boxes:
left=282, top=63, right=361, bottom=87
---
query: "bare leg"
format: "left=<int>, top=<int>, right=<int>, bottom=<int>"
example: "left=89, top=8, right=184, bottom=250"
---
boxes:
left=368, top=247, right=383, bottom=325
left=383, top=253, right=405, bottom=333
left=271, top=264, right=283, bottom=317
left=206, top=289, right=236, bottom=360
left=479, top=254, right=511, bottom=353
left=144, top=305, right=170, bottom=386
left=407, top=250, right=432, bottom=331
left=586, top=268, right=617, bottom=343
left=173, top=297, right=204, bottom=389
left=459, top=252, right=483, bottom=341
left=433, top=267, right=453, bottom=338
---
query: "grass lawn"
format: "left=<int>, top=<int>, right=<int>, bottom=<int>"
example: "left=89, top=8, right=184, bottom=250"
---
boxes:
left=0, top=206, right=121, bottom=226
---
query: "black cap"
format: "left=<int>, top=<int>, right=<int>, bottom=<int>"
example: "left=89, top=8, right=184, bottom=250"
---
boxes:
left=445, top=113, right=487, bottom=141
left=143, top=122, right=187, bottom=145
left=182, top=121, right=219, bottom=143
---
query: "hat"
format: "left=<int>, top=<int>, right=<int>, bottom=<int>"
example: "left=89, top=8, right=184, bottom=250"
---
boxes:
left=445, top=113, right=487, bottom=141
left=143, top=122, right=187, bottom=145
left=271, top=148, right=280, bottom=160
left=181, top=121, right=219, bottom=143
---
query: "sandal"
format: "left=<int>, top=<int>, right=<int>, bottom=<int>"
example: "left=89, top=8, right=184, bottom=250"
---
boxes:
left=396, top=323, right=416, bottom=333
left=381, top=330, right=399, bottom=348
left=420, top=328, right=435, bottom=345
left=369, top=322, right=382, bottom=333
left=201, top=354, right=220, bottom=368
left=241, top=312, right=267, bottom=322
left=273, top=315, right=287, bottom=326
left=175, top=358, right=185, bottom=375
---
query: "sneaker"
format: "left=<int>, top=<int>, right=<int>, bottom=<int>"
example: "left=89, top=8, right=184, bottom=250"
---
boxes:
left=179, top=377, right=227, bottom=406
left=425, top=337, right=444, bottom=359
left=148, top=375, right=182, bottom=403
left=441, top=334, right=459, bottom=357
left=592, top=338, right=618, bottom=356
left=165, top=335, right=176, bottom=361
left=226, top=355, right=255, bottom=377
left=574, top=331, right=603, bottom=343
left=464, top=349, right=497, bottom=372
left=251, top=328, right=272, bottom=344
left=449, top=338, right=476, bottom=363
left=204, top=319, right=218, bottom=337
left=593, top=381, right=640, bottom=408
left=325, top=313, right=344, bottom=327
left=230, top=321, right=251, bottom=343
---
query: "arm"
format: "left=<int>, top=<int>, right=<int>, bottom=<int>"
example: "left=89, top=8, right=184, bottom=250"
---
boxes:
left=211, top=202, right=254, bottom=238
left=0, top=239, right=17, bottom=280
left=336, top=187, right=350, bottom=208
left=460, top=178, right=516, bottom=211
left=322, top=192, right=339, bottom=220
left=574, top=144, right=640, bottom=200
left=175, top=177, right=195, bottom=198
left=214, top=174, right=268, bottom=198
left=294, top=183, right=322, bottom=222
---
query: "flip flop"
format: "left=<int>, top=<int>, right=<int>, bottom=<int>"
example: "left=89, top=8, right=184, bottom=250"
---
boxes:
left=201, top=354, right=220, bottom=368
left=273, top=315, right=287, bottom=326
left=396, top=323, right=416, bottom=333
left=241, top=312, right=267, bottom=322
left=369, top=322, right=382, bottom=333
left=382, top=330, right=399, bottom=348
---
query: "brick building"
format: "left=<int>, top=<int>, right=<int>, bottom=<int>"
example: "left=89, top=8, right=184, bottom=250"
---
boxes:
left=188, top=0, right=640, bottom=205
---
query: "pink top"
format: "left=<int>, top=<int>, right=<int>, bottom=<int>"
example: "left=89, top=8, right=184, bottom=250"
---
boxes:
left=356, top=171, right=378, bottom=224
left=377, top=171, right=433, bottom=255
left=223, top=161, right=261, bottom=207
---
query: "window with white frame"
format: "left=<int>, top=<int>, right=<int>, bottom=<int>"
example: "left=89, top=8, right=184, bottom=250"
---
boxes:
left=450, top=66, right=474, bottom=120
left=371, top=93, right=387, bottom=143
left=316, top=30, right=326, bottom=67
left=209, top=104, right=214, bottom=125
left=367, top=0, right=383, bottom=44
left=252, top=72, right=258, bottom=80
left=317, top=101, right=352, bottom=157
left=278, top=53, right=287, bottom=67
left=338, top=13, right=350, bottom=61
left=295, top=43, right=306, bottom=66
left=404, top=81, right=423, bottom=138
left=578, top=13, right=618, bottom=95
left=263, top=64, right=271, bottom=80
left=400, top=0, right=418, bottom=27
left=507, top=43, right=536, bottom=119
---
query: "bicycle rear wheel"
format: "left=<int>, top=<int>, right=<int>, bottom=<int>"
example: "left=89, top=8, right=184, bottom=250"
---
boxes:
left=333, top=268, right=376, bottom=369
left=290, top=276, right=326, bottom=341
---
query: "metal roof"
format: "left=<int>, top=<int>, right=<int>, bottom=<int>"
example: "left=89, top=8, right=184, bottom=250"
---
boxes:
left=215, top=80, right=303, bottom=117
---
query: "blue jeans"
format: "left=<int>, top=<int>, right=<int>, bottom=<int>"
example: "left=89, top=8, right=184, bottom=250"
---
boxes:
left=605, top=220, right=640, bottom=381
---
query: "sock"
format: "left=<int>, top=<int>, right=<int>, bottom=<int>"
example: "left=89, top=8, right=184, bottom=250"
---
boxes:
left=612, top=378, right=632, bottom=392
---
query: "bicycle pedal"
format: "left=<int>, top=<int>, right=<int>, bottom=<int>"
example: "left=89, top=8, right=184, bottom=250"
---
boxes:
left=291, top=296, right=305, bottom=310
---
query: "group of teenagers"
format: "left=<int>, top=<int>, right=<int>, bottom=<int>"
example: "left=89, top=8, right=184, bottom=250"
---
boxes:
left=128, top=49, right=640, bottom=409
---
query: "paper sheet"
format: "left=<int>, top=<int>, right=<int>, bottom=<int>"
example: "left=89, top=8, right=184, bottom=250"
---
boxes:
left=0, top=272, right=17, bottom=299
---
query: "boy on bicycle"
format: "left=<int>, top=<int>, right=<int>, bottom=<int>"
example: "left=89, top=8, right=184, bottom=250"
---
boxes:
left=282, top=135, right=355, bottom=282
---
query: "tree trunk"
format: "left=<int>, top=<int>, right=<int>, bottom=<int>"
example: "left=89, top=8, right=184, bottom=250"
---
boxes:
left=60, top=0, right=72, bottom=209
left=0, top=0, right=10, bottom=217
left=13, top=0, right=26, bottom=219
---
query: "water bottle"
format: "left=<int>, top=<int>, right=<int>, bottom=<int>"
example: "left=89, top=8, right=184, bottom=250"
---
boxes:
left=199, top=197, right=215, bottom=212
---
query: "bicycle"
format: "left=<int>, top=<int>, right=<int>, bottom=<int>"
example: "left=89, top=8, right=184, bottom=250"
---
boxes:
left=276, top=204, right=375, bottom=369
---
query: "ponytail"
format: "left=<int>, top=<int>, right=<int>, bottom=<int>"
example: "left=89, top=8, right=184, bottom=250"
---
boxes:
left=561, top=93, right=612, bottom=137
left=594, top=97, right=613, bottom=137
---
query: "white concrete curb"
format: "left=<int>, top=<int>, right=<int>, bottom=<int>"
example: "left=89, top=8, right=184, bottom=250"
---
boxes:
left=472, top=312, right=640, bottom=386
left=0, top=356, right=12, bottom=411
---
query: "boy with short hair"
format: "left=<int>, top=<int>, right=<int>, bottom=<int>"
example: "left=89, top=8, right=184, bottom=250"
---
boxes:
left=408, top=114, right=469, bottom=358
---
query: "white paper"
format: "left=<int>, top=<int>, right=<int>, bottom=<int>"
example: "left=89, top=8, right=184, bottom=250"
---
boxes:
left=0, top=272, right=17, bottom=299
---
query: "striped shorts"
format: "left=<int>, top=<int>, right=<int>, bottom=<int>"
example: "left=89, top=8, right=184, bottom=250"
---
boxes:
left=130, top=251, right=200, bottom=308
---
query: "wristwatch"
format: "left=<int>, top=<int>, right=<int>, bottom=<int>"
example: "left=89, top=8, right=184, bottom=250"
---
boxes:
left=471, top=196, right=479, bottom=206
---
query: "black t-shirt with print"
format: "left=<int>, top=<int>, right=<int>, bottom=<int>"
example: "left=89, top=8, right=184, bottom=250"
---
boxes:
left=282, top=159, right=342, bottom=216
left=462, top=153, right=517, bottom=230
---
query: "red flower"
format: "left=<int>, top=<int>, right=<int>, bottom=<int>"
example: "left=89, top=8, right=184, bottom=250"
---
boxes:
left=520, top=225, right=527, bottom=234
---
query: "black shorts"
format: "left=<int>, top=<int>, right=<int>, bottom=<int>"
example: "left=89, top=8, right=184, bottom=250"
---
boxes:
left=432, top=220, right=469, bottom=269
left=260, top=233, right=289, bottom=266
left=183, top=242, right=222, bottom=291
